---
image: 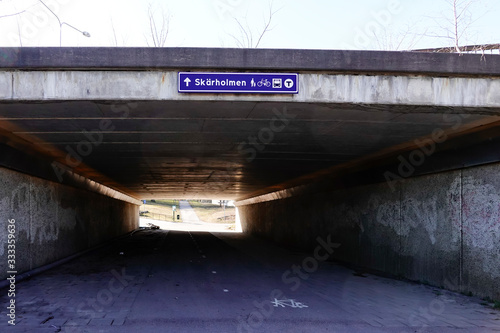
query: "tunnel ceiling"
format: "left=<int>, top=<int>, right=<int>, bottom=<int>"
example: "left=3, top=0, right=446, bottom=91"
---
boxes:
left=2, top=100, right=500, bottom=200
left=1, top=48, right=500, bottom=201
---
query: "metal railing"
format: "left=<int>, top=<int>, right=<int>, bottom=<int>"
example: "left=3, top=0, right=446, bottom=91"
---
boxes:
left=412, top=43, right=500, bottom=55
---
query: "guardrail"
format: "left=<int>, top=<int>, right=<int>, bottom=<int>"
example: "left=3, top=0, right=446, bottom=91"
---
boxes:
left=412, top=43, right=500, bottom=55
left=140, top=210, right=181, bottom=222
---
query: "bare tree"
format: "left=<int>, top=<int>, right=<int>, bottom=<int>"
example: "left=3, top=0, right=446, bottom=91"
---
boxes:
left=109, top=17, right=129, bottom=47
left=145, top=4, right=170, bottom=47
left=372, top=23, right=426, bottom=51
left=111, top=17, right=118, bottom=47
left=1, top=1, right=90, bottom=46
left=0, top=3, right=35, bottom=46
left=229, top=2, right=281, bottom=48
left=15, top=15, right=22, bottom=46
left=451, top=0, right=474, bottom=52
left=426, top=0, right=486, bottom=52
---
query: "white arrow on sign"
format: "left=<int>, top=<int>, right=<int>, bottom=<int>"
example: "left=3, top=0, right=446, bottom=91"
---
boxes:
left=184, top=77, right=192, bottom=87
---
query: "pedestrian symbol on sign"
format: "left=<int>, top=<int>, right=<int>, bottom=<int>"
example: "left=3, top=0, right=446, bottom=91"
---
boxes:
left=284, top=79, right=294, bottom=88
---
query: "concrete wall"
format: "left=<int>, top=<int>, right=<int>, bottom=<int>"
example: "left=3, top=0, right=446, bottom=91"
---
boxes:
left=4, top=71, right=500, bottom=109
left=0, top=167, right=139, bottom=280
left=238, top=163, right=500, bottom=300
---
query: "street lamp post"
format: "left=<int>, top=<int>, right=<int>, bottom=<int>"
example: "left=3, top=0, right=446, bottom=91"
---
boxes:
left=39, top=0, right=90, bottom=46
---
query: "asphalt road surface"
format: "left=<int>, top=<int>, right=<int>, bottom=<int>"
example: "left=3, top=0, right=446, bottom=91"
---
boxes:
left=1, top=229, right=499, bottom=332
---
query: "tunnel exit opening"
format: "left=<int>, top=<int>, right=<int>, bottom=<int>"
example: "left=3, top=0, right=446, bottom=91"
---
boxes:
left=138, top=199, right=242, bottom=233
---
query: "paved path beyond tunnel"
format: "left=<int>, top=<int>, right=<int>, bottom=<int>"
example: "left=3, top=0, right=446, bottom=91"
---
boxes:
left=1, top=230, right=499, bottom=332
left=179, top=200, right=202, bottom=223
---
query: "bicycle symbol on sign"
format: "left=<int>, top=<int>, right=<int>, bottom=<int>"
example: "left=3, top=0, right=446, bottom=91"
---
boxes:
left=257, top=78, right=271, bottom=87
left=271, top=299, right=309, bottom=308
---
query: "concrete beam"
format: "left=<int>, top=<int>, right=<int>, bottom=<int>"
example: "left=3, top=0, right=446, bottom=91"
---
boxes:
left=0, top=48, right=499, bottom=77
left=2, top=71, right=500, bottom=108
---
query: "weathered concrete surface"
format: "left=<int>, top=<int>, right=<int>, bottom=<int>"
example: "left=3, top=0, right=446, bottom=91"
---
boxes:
left=0, top=167, right=139, bottom=280
left=2, top=47, right=500, bottom=76
left=238, top=163, right=500, bottom=300
left=462, top=164, right=500, bottom=300
left=2, top=71, right=500, bottom=107
left=400, top=172, right=462, bottom=290
left=0, top=72, right=10, bottom=98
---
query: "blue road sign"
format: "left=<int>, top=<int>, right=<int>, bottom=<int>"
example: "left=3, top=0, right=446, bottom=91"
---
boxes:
left=178, top=72, right=298, bottom=94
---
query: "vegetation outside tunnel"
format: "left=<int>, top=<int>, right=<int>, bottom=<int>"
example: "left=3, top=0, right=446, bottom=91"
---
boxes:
left=188, top=200, right=236, bottom=224
left=139, top=199, right=236, bottom=224
left=140, top=199, right=182, bottom=222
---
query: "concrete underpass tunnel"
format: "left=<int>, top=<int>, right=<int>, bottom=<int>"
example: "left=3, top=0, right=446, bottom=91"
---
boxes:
left=0, top=48, right=499, bottom=306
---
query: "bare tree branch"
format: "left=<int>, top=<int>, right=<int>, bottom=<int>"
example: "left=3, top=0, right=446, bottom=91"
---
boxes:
left=16, top=16, right=22, bottom=46
left=107, top=16, right=130, bottom=46
left=255, top=4, right=280, bottom=48
left=230, top=18, right=251, bottom=48
left=228, top=1, right=281, bottom=48
left=444, top=0, right=485, bottom=53
left=145, top=3, right=170, bottom=47
left=453, top=0, right=459, bottom=52
left=370, top=21, right=426, bottom=51
left=110, top=17, right=118, bottom=47
left=0, top=9, right=26, bottom=19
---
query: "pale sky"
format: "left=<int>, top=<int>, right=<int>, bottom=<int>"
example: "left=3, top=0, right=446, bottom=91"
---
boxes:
left=0, top=0, right=499, bottom=50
